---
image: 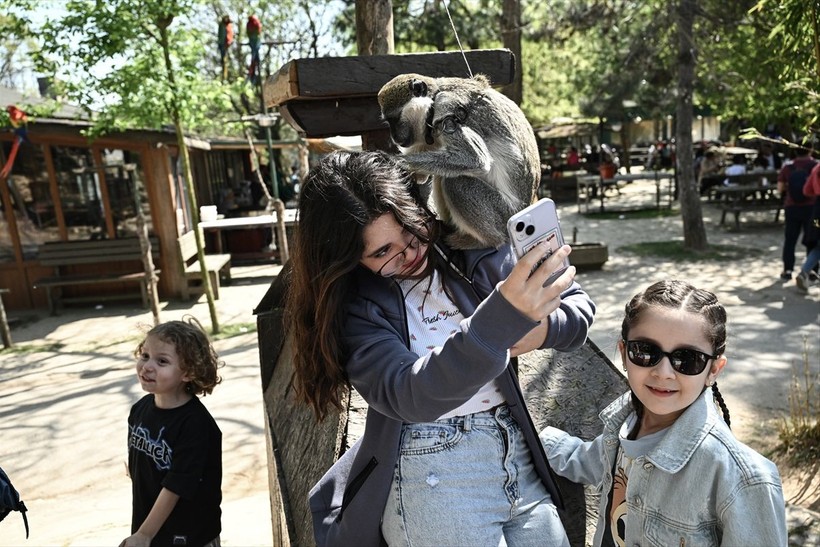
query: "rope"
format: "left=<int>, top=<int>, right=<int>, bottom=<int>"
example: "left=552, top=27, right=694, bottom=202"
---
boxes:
left=442, top=0, right=473, bottom=78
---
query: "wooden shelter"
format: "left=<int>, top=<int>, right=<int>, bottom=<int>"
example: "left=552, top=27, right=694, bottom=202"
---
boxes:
left=0, top=87, right=299, bottom=312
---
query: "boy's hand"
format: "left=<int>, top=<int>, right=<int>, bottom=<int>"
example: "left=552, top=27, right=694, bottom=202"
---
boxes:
left=119, top=531, right=151, bottom=547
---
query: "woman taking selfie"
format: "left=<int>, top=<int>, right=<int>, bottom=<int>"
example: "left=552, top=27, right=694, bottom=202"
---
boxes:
left=285, top=150, right=596, bottom=546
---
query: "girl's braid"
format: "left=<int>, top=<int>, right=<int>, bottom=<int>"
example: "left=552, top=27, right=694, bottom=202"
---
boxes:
left=711, top=382, right=731, bottom=428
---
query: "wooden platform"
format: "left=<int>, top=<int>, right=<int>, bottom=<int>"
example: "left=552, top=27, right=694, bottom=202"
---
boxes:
left=264, top=50, right=516, bottom=137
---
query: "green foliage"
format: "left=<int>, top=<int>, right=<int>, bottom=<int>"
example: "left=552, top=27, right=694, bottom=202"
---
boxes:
left=211, top=321, right=257, bottom=340
left=777, top=336, right=820, bottom=464
left=29, top=0, right=232, bottom=136
left=0, top=1, right=38, bottom=88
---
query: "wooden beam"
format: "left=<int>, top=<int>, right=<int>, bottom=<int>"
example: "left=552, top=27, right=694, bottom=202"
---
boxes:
left=265, top=49, right=515, bottom=107
left=279, top=97, right=386, bottom=138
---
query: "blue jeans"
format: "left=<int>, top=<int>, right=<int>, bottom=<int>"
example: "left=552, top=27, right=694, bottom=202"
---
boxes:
left=801, top=246, right=820, bottom=275
left=782, top=205, right=817, bottom=272
left=381, top=405, right=569, bottom=547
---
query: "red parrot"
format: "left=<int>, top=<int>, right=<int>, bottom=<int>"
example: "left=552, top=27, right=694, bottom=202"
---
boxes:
left=1, top=105, right=28, bottom=179
left=247, top=15, right=262, bottom=82
left=218, top=15, right=234, bottom=81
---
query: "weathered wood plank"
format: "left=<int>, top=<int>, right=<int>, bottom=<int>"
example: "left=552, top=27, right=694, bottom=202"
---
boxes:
left=264, top=49, right=515, bottom=107
left=279, top=97, right=386, bottom=138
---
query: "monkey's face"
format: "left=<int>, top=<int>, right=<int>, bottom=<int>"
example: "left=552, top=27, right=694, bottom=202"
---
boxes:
left=378, top=74, right=438, bottom=148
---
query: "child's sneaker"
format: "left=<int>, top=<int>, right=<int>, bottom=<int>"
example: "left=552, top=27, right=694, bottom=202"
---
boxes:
left=780, top=270, right=792, bottom=281
left=795, top=271, right=810, bottom=292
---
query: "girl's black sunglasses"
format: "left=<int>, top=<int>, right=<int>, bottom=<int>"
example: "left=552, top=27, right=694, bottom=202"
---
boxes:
left=625, top=340, right=718, bottom=376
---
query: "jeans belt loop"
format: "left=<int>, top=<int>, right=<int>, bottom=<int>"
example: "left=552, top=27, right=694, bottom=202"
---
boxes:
left=463, top=412, right=472, bottom=432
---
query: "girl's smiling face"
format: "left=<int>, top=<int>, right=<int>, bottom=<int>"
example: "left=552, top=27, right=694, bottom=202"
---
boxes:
left=136, top=334, right=191, bottom=408
left=619, top=306, right=726, bottom=436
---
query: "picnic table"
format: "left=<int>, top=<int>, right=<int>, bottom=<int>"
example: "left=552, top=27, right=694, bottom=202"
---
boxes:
left=711, top=182, right=782, bottom=229
left=199, top=209, right=299, bottom=261
left=577, top=170, right=675, bottom=213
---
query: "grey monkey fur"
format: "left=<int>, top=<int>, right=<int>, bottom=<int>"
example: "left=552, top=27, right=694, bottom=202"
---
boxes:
left=378, top=73, right=540, bottom=249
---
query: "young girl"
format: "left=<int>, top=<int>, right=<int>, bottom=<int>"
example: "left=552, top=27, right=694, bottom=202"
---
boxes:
left=540, top=280, right=787, bottom=546
left=121, top=317, right=223, bottom=547
left=286, top=150, right=596, bottom=546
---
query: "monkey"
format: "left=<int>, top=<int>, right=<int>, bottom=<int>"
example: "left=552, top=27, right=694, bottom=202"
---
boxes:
left=378, top=73, right=540, bottom=249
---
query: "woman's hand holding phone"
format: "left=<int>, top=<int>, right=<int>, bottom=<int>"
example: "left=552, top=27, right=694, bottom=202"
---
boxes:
left=499, top=242, right=576, bottom=323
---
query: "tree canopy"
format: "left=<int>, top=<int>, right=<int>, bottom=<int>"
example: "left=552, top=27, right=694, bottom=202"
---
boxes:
left=2, top=0, right=818, bottom=140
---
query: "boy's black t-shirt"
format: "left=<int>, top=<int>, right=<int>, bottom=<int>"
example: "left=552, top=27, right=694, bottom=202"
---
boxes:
left=128, top=394, right=222, bottom=546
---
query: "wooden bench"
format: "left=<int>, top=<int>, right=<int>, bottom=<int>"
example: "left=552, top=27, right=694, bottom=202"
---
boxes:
left=710, top=175, right=783, bottom=229
left=177, top=229, right=232, bottom=300
left=34, top=238, right=160, bottom=315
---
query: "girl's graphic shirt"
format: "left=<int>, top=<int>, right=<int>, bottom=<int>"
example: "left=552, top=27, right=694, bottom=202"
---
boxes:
left=128, top=394, right=222, bottom=546
left=604, top=414, right=669, bottom=547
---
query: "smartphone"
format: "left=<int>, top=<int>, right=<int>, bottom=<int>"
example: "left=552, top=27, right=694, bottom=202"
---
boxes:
left=507, top=198, right=569, bottom=286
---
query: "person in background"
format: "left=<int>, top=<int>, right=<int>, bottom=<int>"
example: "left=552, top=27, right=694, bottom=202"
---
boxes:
left=285, top=150, right=596, bottom=546
left=759, top=142, right=782, bottom=171
left=795, top=162, right=820, bottom=291
left=540, top=280, right=787, bottom=546
left=121, top=317, right=223, bottom=547
left=697, top=150, right=722, bottom=195
left=722, top=153, right=747, bottom=184
left=566, top=145, right=580, bottom=167
left=777, top=147, right=818, bottom=281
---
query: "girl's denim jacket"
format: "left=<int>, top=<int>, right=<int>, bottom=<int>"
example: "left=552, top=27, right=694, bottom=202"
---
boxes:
left=540, top=390, right=787, bottom=547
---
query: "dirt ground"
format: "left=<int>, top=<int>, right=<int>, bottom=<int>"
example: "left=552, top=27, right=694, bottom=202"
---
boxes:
left=0, top=178, right=818, bottom=544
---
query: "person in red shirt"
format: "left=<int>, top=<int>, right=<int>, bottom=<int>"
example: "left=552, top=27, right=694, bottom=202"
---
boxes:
left=776, top=147, right=817, bottom=281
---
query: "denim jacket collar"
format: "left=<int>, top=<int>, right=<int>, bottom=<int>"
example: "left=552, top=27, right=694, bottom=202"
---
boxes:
left=600, top=389, right=720, bottom=474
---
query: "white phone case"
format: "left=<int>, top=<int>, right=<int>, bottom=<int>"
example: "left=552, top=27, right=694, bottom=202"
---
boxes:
left=507, top=198, right=569, bottom=285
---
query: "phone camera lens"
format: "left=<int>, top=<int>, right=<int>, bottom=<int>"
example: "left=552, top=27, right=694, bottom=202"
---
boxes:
left=525, top=225, right=535, bottom=236
left=515, top=221, right=525, bottom=232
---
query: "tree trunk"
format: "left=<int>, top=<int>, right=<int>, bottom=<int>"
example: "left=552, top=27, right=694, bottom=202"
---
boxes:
left=159, top=23, right=221, bottom=333
left=356, top=0, right=395, bottom=151
left=500, top=0, right=523, bottom=104
left=131, top=164, right=161, bottom=325
left=675, top=0, right=708, bottom=251
left=356, top=0, right=394, bottom=56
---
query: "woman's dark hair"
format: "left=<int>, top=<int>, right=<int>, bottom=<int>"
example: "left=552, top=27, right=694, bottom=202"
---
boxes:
left=285, top=150, right=438, bottom=420
left=621, top=280, right=730, bottom=435
left=135, top=316, right=223, bottom=396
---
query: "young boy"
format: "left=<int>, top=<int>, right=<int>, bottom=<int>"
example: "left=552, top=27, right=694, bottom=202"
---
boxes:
left=120, top=317, right=223, bottom=547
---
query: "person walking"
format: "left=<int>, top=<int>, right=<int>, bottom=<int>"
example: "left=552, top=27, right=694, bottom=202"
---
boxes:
left=777, top=147, right=817, bottom=281
left=796, top=162, right=820, bottom=291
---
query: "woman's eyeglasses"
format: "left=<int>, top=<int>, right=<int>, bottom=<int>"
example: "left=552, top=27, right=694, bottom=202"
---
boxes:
left=377, top=236, right=420, bottom=277
left=625, top=340, right=717, bottom=376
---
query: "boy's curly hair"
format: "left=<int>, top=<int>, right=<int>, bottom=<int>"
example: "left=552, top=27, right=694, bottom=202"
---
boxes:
left=134, top=316, right=223, bottom=396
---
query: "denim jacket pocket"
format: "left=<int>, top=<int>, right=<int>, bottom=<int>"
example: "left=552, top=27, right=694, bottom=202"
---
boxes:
left=644, top=512, right=719, bottom=547
left=399, top=423, right=463, bottom=455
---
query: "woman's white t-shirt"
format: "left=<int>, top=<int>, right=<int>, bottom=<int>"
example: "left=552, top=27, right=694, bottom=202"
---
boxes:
left=399, top=269, right=506, bottom=420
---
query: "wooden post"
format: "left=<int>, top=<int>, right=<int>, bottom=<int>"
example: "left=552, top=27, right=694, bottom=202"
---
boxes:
left=0, top=289, right=13, bottom=349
